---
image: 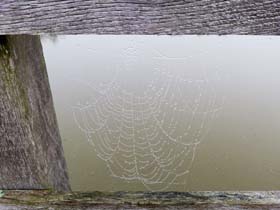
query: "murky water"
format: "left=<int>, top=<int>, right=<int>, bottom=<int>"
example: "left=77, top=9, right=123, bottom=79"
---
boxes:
left=42, top=35, right=280, bottom=191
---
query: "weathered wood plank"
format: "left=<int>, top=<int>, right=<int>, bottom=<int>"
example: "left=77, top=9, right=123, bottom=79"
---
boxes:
left=0, top=190, right=280, bottom=209
left=0, top=35, right=70, bottom=191
left=0, top=0, right=280, bottom=35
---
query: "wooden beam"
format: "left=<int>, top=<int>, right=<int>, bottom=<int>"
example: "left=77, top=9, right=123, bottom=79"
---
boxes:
left=0, top=190, right=280, bottom=209
left=0, top=35, right=70, bottom=191
left=0, top=0, right=279, bottom=35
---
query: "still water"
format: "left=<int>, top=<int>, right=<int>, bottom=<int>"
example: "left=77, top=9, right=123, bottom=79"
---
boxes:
left=42, top=35, right=280, bottom=191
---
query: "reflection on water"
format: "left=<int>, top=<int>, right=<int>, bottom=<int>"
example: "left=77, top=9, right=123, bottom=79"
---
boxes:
left=42, top=35, right=280, bottom=191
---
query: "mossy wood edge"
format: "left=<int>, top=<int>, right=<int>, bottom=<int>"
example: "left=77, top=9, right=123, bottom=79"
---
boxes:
left=0, top=35, right=70, bottom=191
left=0, top=191, right=279, bottom=209
left=0, top=0, right=280, bottom=35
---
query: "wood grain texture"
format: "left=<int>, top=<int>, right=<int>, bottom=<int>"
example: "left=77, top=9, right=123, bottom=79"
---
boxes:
left=0, top=0, right=280, bottom=35
left=0, top=190, right=280, bottom=209
left=0, top=35, right=70, bottom=191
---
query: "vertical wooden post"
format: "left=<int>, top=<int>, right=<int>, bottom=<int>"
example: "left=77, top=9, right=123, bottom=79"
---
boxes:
left=0, top=35, right=70, bottom=191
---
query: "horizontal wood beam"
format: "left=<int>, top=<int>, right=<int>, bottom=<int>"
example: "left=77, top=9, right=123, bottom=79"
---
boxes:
left=0, top=191, right=280, bottom=209
left=0, top=0, right=280, bottom=35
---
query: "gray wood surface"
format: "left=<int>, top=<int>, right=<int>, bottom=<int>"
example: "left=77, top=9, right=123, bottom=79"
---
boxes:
left=0, top=0, right=279, bottom=35
left=0, top=190, right=280, bottom=210
left=0, top=35, right=70, bottom=191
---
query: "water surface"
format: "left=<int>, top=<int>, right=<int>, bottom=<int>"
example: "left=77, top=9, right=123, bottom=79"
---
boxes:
left=42, top=35, right=280, bottom=191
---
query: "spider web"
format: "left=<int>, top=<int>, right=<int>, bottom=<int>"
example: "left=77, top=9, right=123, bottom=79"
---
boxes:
left=72, top=41, right=223, bottom=191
